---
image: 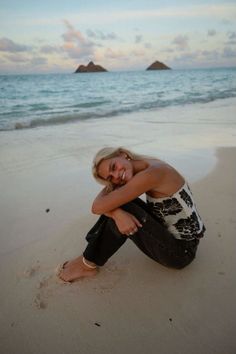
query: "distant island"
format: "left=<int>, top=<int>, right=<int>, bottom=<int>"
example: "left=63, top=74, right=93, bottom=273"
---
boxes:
left=74, top=60, right=170, bottom=73
left=75, top=61, right=108, bottom=73
left=146, top=60, right=171, bottom=70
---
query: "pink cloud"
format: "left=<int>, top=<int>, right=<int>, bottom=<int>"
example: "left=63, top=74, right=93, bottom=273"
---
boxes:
left=61, top=20, right=95, bottom=60
left=105, top=48, right=127, bottom=59
left=172, top=35, right=189, bottom=51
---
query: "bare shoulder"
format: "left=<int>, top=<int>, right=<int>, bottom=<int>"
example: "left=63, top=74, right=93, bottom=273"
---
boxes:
left=143, top=158, right=176, bottom=177
left=146, top=158, right=181, bottom=172
left=130, top=159, right=173, bottom=188
left=143, top=158, right=185, bottom=196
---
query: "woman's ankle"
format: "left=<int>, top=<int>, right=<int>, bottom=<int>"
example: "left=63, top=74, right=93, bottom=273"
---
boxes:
left=82, top=256, right=97, bottom=270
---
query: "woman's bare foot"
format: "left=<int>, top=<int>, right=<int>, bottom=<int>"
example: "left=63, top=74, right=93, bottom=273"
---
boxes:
left=58, top=255, right=98, bottom=282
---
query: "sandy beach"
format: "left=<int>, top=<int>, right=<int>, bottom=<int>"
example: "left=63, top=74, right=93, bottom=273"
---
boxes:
left=0, top=99, right=236, bottom=354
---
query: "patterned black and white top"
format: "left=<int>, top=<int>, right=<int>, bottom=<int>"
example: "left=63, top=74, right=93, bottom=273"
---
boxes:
left=146, top=182, right=205, bottom=241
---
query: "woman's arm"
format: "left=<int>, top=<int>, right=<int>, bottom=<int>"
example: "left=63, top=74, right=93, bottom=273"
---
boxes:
left=92, top=166, right=165, bottom=215
left=92, top=187, right=142, bottom=235
left=104, top=208, right=143, bottom=235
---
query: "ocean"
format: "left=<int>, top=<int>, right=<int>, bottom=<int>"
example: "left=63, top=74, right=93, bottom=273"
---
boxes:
left=0, top=67, right=236, bottom=131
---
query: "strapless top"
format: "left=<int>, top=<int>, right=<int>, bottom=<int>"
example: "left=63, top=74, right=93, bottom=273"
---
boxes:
left=146, top=182, right=205, bottom=240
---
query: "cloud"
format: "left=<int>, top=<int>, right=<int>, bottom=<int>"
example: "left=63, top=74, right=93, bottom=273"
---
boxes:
left=226, top=31, right=236, bottom=45
left=62, top=43, right=93, bottom=60
left=30, top=57, right=47, bottom=65
left=221, top=19, right=232, bottom=25
left=161, top=47, right=175, bottom=53
left=223, top=46, right=236, bottom=58
left=201, top=50, right=220, bottom=60
left=86, top=29, right=117, bottom=41
left=104, top=48, right=127, bottom=60
left=172, top=35, right=189, bottom=51
left=169, top=45, right=236, bottom=69
left=135, top=35, right=142, bottom=44
left=62, top=20, right=95, bottom=60
left=5, top=53, right=28, bottom=63
left=4, top=53, right=48, bottom=66
left=40, top=45, right=61, bottom=54
left=228, top=31, right=236, bottom=40
left=207, top=29, right=216, bottom=36
left=144, top=43, right=152, bottom=49
left=0, top=37, right=31, bottom=53
left=62, top=20, right=84, bottom=42
left=132, top=49, right=145, bottom=57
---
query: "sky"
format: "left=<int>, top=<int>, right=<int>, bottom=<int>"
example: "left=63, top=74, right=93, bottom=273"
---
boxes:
left=0, top=0, right=236, bottom=74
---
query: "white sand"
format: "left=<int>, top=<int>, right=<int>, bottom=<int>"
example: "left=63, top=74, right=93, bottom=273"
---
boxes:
left=0, top=99, right=236, bottom=354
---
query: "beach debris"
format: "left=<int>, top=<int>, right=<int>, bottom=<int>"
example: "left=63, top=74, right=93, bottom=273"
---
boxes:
left=94, top=322, right=101, bottom=327
left=45, top=208, right=50, bottom=213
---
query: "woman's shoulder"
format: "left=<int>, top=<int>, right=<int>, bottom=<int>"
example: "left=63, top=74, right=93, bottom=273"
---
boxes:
left=134, top=159, right=171, bottom=187
left=142, top=159, right=185, bottom=197
left=144, top=158, right=174, bottom=174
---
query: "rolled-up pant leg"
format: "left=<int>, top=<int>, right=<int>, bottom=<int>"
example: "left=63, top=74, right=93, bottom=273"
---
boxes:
left=83, top=198, right=199, bottom=268
left=83, top=215, right=128, bottom=266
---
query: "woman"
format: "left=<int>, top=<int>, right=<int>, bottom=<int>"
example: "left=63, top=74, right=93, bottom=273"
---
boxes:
left=59, top=147, right=205, bottom=282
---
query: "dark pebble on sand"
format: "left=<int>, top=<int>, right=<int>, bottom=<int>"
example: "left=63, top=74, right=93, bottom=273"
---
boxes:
left=169, top=318, right=173, bottom=322
left=46, top=209, right=50, bottom=213
left=94, top=322, right=101, bottom=327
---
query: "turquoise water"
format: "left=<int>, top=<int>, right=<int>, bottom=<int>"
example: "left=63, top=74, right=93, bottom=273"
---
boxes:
left=0, top=68, right=236, bottom=131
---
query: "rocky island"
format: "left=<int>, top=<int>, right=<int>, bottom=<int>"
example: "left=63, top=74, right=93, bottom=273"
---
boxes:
left=146, top=60, right=171, bottom=70
left=75, top=61, right=107, bottom=73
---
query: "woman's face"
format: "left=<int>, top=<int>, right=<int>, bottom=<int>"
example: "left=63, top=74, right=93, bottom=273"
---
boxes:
left=97, top=155, right=133, bottom=186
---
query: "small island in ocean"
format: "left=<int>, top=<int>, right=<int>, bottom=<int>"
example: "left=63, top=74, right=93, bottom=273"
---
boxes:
left=75, top=61, right=108, bottom=73
left=146, top=60, right=171, bottom=70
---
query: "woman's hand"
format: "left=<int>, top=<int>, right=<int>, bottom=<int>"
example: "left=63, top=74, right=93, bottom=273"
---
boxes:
left=109, top=209, right=142, bottom=236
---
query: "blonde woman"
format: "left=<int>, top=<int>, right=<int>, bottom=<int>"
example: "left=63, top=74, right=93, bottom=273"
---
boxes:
left=59, top=147, right=205, bottom=282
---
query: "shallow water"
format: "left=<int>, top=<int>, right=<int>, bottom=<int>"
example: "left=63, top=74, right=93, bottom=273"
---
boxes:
left=0, top=67, right=236, bottom=130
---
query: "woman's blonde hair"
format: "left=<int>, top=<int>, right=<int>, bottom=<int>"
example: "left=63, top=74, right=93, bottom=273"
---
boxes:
left=92, top=146, right=150, bottom=191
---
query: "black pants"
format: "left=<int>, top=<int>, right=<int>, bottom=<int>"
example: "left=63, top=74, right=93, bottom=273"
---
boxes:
left=83, top=198, right=200, bottom=269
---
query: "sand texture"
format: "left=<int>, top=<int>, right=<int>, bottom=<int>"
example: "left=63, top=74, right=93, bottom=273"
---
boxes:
left=0, top=145, right=235, bottom=354
left=1, top=98, right=236, bottom=353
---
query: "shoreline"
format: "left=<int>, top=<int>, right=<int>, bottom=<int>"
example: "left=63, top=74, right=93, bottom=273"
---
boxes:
left=1, top=95, right=236, bottom=133
left=0, top=146, right=235, bottom=353
left=0, top=97, right=236, bottom=185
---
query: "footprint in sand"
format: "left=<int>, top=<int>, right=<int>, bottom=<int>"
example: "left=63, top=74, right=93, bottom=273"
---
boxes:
left=34, top=293, right=47, bottom=309
left=34, top=275, right=55, bottom=310
left=34, top=271, right=67, bottom=310
left=32, top=261, right=128, bottom=308
left=22, top=263, right=40, bottom=278
left=21, top=262, right=65, bottom=309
